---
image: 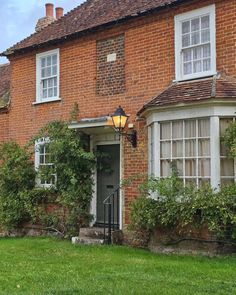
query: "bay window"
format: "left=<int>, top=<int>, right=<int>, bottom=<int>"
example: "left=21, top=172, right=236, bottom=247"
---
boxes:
left=148, top=106, right=236, bottom=189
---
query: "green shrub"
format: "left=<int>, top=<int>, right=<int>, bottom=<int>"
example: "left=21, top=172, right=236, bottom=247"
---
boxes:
left=130, top=175, right=236, bottom=240
left=0, top=142, right=36, bottom=230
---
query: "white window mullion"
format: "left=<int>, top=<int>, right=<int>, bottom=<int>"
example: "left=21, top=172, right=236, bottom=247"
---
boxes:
left=183, top=120, right=186, bottom=186
left=210, top=116, right=220, bottom=190
left=196, top=119, right=199, bottom=187
left=155, top=123, right=161, bottom=178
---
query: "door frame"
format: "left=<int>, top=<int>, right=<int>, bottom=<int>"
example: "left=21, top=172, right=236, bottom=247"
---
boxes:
left=90, top=136, right=123, bottom=230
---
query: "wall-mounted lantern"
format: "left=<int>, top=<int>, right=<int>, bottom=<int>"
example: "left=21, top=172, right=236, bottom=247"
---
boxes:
left=111, top=106, right=137, bottom=148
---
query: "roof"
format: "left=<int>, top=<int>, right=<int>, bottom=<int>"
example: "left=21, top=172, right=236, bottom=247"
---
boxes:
left=1, top=0, right=187, bottom=56
left=138, top=75, right=236, bottom=115
left=0, top=64, right=10, bottom=110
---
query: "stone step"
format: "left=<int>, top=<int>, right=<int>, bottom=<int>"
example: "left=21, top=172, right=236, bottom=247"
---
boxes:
left=72, top=236, right=104, bottom=245
left=79, top=227, right=107, bottom=239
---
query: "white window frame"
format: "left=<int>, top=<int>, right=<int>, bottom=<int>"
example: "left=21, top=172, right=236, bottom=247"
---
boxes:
left=175, top=5, right=216, bottom=81
left=36, top=49, right=60, bottom=103
left=147, top=104, right=236, bottom=190
left=35, top=138, right=56, bottom=188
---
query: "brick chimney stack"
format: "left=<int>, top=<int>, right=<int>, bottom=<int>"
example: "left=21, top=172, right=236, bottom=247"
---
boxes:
left=35, top=3, right=55, bottom=32
left=46, top=3, right=54, bottom=18
left=56, top=7, right=64, bottom=19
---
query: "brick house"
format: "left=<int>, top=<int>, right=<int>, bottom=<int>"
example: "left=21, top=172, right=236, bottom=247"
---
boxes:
left=1, top=0, right=236, bottom=231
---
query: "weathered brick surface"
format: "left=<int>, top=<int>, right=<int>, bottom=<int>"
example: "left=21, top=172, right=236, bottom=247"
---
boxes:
left=1, top=0, right=236, bottom=225
left=97, top=35, right=125, bottom=96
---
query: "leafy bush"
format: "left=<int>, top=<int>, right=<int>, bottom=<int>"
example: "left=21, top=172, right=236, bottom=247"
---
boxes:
left=130, top=175, right=236, bottom=240
left=0, top=142, right=36, bottom=230
left=30, top=121, right=96, bottom=236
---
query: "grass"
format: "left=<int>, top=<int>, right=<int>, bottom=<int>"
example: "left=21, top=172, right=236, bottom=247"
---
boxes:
left=0, top=238, right=235, bottom=294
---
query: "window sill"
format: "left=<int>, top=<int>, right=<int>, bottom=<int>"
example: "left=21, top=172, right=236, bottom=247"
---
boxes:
left=32, top=98, right=62, bottom=105
left=174, top=72, right=217, bottom=83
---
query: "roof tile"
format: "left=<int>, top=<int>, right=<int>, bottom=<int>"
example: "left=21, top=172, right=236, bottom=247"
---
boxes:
left=2, top=0, right=184, bottom=55
left=139, top=76, right=236, bottom=114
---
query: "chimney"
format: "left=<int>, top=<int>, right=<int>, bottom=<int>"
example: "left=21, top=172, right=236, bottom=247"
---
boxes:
left=46, top=3, right=54, bottom=18
left=35, top=3, right=55, bottom=32
left=56, top=7, right=64, bottom=19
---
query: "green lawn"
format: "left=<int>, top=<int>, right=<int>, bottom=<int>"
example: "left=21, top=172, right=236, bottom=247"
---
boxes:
left=0, top=238, right=235, bottom=294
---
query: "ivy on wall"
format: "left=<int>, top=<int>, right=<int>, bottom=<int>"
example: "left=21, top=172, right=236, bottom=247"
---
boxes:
left=0, top=121, right=96, bottom=237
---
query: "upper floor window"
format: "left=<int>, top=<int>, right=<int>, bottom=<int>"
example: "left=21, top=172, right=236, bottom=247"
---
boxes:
left=36, top=49, right=60, bottom=103
left=175, top=5, right=216, bottom=81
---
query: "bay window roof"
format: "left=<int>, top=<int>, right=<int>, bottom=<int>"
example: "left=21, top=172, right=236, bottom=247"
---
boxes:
left=138, top=75, right=236, bottom=115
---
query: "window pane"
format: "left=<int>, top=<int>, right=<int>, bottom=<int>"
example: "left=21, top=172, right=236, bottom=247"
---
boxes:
left=47, top=56, right=52, bottom=66
left=191, top=18, right=200, bottom=32
left=203, top=44, right=211, bottom=57
left=185, top=159, right=196, bottom=176
left=221, top=159, right=234, bottom=177
left=48, top=78, right=53, bottom=87
left=183, top=49, right=192, bottom=62
left=201, top=29, right=210, bottom=43
left=161, top=160, right=171, bottom=177
left=48, top=88, right=53, bottom=98
left=185, top=140, right=196, bottom=157
left=52, top=65, right=57, bottom=76
left=42, top=80, right=47, bottom=89
left=220, top=118, right=233, bottom=136
left=41, top=68, right=46, bottom=78
left=54, top=87, right=58, bottom=97
left=199, top=159, right=210, bottom=177
left=43, top=89, right=47, bottom=98
left=161, top=142, right=171, bottom=158
left=182, top=21, right=190, bottom=34
left=191, top=32, right=200, bottom=45
left=185, top=120, right=196, bottom=138
left=46, top=67, right=51, bottom=77
left=172, top=121, right=183, bottom=139
left=201, top=15, right=210, bottom=29
left=198, top=139, right=210, bottom=156
left=52, top=54, right=57, bottom=65
left=39, top=155, right=44, bottom=164
left=203, top=59, right=211, bottom=71
left=160, top=123, right=171, bottom=140
left=182, top=34, right=190, bottom=47
left=198, top=119, right=210, bottom=137
left=183, top=62, right=192, bottom=75
left=193, top=47, right=202, bottom=60
left=176, top=160, right=183, bottom=176
left=41, top=57, right=46, bottom=68
left=172, top=140, right=183, bottom=157
left=193, top=60, right=202, bottom=73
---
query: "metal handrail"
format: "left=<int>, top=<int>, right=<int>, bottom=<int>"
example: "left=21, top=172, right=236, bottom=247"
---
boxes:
left=103, top=185, right=120, bottom=244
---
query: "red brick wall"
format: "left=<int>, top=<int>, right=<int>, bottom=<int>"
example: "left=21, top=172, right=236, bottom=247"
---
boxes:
left=0, top=111, right=9, bottom=142
left=97, top=35, right=125, bottom=95
left=2, top=0, right=236, bottom=224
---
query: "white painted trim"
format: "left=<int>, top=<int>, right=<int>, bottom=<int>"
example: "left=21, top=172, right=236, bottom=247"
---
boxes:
left=36, top=48, right=60, bottom=103
left=35, top=138, right=56, bottom=189
left=210, top=116, right=220, bottom=190
left=69, top=121, right=109, bottom=129
left=32, top=98, right=61, bottom=105
left=89, top=134, right=122, bottom=229
left=146, top=105, right=236, bottom=126
left=155, top=122, right=160, bottom=178
left=174, top=5, right=216, bottom=81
